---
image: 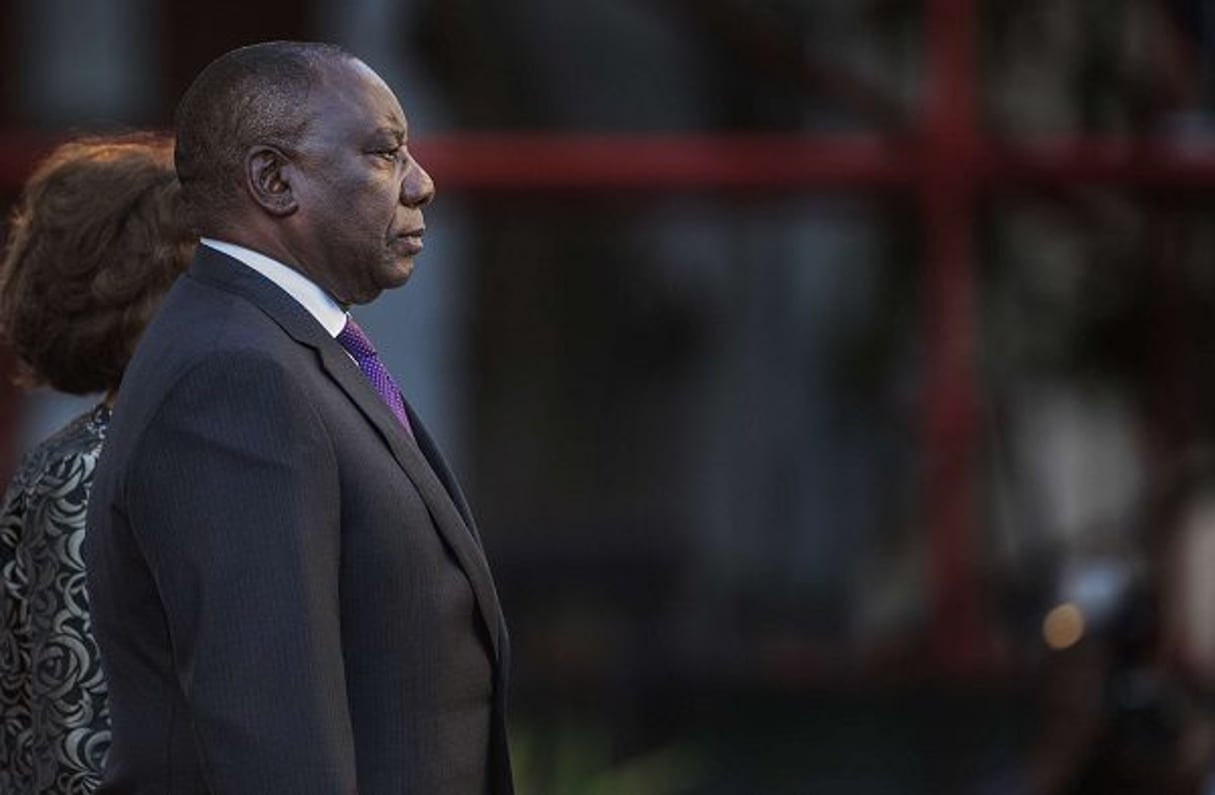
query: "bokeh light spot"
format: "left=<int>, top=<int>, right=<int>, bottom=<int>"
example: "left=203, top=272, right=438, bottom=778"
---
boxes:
left=1043, top=602, right=1085, bottom=650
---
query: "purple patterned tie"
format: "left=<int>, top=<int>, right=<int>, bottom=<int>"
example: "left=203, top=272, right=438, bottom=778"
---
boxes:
left=336, top=317, right=414, bottom=438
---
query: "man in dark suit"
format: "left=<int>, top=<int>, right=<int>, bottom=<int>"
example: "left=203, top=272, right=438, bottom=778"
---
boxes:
left=84, top=41, right=512, bottom=794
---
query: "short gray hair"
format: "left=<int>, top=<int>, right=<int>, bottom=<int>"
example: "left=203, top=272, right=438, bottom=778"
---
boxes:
left=173, top=40, right=354, bottom=231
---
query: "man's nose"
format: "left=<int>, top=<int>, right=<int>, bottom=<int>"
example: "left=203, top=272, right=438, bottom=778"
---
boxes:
left=402, top=159, right=435, bottom=208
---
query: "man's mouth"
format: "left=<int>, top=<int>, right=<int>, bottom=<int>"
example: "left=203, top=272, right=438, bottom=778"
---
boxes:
left=395, top=227, right=425, bottom=255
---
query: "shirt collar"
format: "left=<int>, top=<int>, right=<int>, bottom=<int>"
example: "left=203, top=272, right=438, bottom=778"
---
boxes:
left=200, top=238, right=347, bottom=337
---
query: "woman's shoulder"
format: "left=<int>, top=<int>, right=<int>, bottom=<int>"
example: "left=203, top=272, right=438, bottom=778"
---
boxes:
left=5, top=403, right=110, bottom=500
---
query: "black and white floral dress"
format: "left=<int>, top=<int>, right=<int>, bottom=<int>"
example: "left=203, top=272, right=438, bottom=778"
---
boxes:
left=0, top=405, right=111, bottom=794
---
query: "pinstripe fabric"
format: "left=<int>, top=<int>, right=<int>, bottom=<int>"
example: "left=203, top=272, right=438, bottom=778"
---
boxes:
left=84, top=247, right=512, bottom=794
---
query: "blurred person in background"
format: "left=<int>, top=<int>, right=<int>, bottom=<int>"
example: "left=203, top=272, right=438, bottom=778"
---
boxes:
left=0, top=133, right=195, bottom=794
left=1024, top=460, right=1215, bottom=795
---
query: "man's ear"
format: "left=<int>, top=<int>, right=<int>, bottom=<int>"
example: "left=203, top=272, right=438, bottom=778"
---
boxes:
left=245, top=145, right=298, bottom=216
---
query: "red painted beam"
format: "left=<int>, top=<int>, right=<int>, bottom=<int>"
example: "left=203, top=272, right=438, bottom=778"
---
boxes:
left=922, top=0, right=985, bottom=672
left=421, top=134, right=1215, bottom=190
left=7, top=131, right=1215, bottom=193
left=981, top=137, right=1215, bottom=187
left=413, top=133, right=917, bottom=191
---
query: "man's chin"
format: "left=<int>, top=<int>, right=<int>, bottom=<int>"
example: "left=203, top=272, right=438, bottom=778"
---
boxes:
left=345, top=259, right=414, bottom=305
left=389, top=258, right=415, bottom=287
left=362, top=259, right=414, bottom=301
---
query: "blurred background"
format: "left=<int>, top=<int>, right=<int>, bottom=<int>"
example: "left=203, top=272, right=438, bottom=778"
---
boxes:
left=5, top=0, right=1215, bottom=792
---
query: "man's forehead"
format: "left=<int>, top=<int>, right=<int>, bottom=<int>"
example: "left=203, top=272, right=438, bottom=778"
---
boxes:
left=308, top=61, right=409, bottom=132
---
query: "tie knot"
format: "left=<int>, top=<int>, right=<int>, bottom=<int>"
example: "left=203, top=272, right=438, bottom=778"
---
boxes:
left=337, top=318, right=377, bottom=361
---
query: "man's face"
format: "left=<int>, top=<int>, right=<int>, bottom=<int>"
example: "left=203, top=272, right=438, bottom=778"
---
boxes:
left=286, top=58, right=434, bottom=306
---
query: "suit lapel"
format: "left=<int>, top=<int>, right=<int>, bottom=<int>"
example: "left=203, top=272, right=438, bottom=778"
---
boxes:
left=188, top=248, right=504, bottom=660
left=315, top=344, right=504, bottom=657
left=406, top=404, right=481, bottom=542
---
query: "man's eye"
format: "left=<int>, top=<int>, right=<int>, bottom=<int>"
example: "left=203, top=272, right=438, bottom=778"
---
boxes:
left=376, top=149, right=401, bottom=162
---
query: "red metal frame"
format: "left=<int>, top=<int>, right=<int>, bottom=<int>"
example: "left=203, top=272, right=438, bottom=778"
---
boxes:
left=3, top=0, right=1213, bottom=671
left=921, top=0, right=984, bottom=671
left=9, top=132, right=1215, bottom=195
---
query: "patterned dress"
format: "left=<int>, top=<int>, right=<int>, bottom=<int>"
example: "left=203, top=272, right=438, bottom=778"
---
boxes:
left=0, top=405, right=111, bottom=794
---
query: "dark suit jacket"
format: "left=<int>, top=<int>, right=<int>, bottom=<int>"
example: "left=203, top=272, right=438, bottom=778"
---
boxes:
left=84, top=247, right=512, bottom=794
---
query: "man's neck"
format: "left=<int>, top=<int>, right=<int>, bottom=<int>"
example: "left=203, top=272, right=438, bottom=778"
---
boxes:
left=199, top=238, right=348, bottom=336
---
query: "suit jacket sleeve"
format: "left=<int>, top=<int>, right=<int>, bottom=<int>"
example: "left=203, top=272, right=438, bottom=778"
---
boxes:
left=125, top=350, right=356, bottom=793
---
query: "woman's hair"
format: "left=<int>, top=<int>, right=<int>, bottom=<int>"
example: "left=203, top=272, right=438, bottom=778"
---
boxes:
left=0, top=132, right=196, bottom=394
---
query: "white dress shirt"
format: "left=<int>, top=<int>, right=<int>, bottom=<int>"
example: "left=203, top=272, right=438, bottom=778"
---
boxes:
left=199, top=238, right=347, bottom=337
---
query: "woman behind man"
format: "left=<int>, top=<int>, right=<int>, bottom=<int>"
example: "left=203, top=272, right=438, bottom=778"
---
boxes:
left=0, top=133, right=195, bottom=793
